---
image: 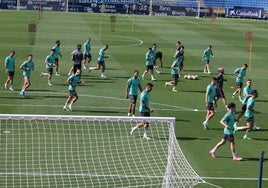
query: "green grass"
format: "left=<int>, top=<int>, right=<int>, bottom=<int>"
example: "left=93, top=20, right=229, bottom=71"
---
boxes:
left=0, top=10, right=268, bottom=187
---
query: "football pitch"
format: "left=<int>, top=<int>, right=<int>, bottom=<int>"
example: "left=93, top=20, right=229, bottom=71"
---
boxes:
left=0, top=10, right=268, bottom=187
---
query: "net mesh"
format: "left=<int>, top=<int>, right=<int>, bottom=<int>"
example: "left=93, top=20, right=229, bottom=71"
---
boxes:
left=0, top=114, right=205, bottom=187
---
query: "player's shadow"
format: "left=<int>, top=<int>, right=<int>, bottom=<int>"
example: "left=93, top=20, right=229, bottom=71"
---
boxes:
left=74, top=109, right=121, bottom=114
left=177, top=137, right=210, bottom=141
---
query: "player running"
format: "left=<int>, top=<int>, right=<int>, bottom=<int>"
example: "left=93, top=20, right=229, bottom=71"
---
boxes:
left=209, top=103, right=243, bottom=161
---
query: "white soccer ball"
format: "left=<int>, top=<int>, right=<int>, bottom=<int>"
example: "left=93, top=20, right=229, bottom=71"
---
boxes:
left=184, top=75, right=188, bottom=79
left=187, top=75, right=191, bottom=79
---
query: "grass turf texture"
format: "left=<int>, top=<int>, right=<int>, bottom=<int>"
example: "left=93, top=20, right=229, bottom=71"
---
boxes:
left=0, top=10, right=268, bottom=187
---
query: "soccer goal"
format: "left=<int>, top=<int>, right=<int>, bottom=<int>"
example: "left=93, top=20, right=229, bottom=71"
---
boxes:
left=0, top=114, right=205, bottom=187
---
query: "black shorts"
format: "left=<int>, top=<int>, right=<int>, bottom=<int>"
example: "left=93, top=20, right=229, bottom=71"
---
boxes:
left=69, top=90, right=78, bottom=97
left=207, top=102, right=214, bottom=111
left=140, top=111, right=150, bottom=117
left=223, top=134, right=234, bottom=142
left=83, top=53, right=92, bottom=60
left=47, top=68, right=53, bottom=74
left=240, top=104, right=247, bottom=114
left=146, top=65, right=154, bottom=70
left=236, top=82, right=243, bottom=89
left=98, top=60, right=105, bottom=65
left=54, top=57, right=59, bottom=64
left=129, top=95, right=138, bottom=104
left=205, top=59, right=210, bottom=64
left=172, top=74, right=179, bottom=80
left=6, top=71, right=14, bottom=76
left=216, top=88, right=225, bottom=98
left=155, top=51, right=162, bottom=60
left=246, top=116, right=254, bottom=123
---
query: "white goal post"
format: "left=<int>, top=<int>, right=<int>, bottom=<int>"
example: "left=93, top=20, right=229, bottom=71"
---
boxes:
left=0, top=114, right=206, bottom=187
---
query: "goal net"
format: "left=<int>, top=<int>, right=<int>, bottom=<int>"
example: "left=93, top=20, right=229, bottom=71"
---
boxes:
left=0, top=114, right=205, bottom=187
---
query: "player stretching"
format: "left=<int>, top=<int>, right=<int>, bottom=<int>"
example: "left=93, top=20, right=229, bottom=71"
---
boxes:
left=209, top=103, right=242, bottom=161
left=19, top=54, right=34, bottom=97
left=130, top=83, right=154, bottom=139
left=4, top=50, right=16, bottom=91
left=89, top=44, right=109, bottom=78
left=125, top=70, right=143, bottom=117
left=63, top=69, right=82, bottom=111
left=40, top=49, right=55, bottom=86
left=233, top=90, right=260, bottom=140
left=202, top=77, right=217, bottom=129
left=202, top=45, right=214, bottom=74
left=232, top=64, right=248, bottom=102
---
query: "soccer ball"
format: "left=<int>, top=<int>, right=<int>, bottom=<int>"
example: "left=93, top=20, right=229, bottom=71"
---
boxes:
left=194, top=75, right=199, bottom=80
left=184, top=75, right=188, bottom=79
left=187, top=75, right=191, bottom=79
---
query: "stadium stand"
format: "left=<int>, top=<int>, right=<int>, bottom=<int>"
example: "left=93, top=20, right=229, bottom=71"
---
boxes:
left=203, top=0, right=268, bottom=10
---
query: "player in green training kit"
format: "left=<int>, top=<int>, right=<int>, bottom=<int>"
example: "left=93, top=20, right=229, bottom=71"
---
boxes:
left=202, top=45, right=214, bottom=74
left=89, top=44, right=109, bottom=78
left=142, top=47, right=156, bottom=81
left=234, top=79, right=260, bottom=131
left=165, top=54, right=181, bottom=92
left=232, top=63, right=248, bottom=102
left=63, top=69, right=82, bottom=111
left=151, top=43, right=161, bottom=73
left=203, top=77, right=217, bottom=129
left=4, top=50, right=16, bottom=91
left=40, top=49, right=56, bottom=86
left=130, top=83, right=154, bottom=140
left=19, top=54, right=34, bottom=97
left=83, top=37, right=92, bottom=70
left=209, top=103, right=242, bottom=161
left=233, top=90, right=260, bottom=140
left=125, top=70, right=143, bottom=117
left=52, top=40, right=62, bottom=76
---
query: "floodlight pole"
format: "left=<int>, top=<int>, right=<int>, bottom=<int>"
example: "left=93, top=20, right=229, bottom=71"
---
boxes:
left=66, top=0, right=69, bottom=12
left=17, top=0, right=20, bottom=10
left=149, top=0, right=153, bottom=16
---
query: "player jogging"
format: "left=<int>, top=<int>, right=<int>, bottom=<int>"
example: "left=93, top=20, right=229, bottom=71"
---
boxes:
left=165, top=54, right=181, bottom=92
left=125, top=70, right=143, bottom=117
left=151, top=43, right=162, bottom=72
left=214, top=67, right=228, bottom=110
left=82, top=37, right=92, bottom=70
left=89, top=44, right=109, bottom=78
left=52, top=40, right=62, bottom=76
left=202, top=45, right=214, bottom=74
left=130, top=82, right=154, bottom=139
left=209, top=103, right=242, bottom=161
left=233, top=90, right=260, bottom=140
left=234, top=79, right=260, bottom=131
left=232, top=64, right=248, bottom=102
left=4, top=50, right=16, bottom=91
left=40, top=49, right=56, bottom=86
left=202, top=77, right=217, bottom=129
left=141, top=47, right=156, bottom=81
left=63, top=69, right=82, bottom=111
left=19, top=54, right=34, bottom=97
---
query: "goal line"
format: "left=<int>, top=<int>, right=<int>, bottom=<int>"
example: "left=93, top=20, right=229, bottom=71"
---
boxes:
left=0, top=114, right=206, bottom=187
